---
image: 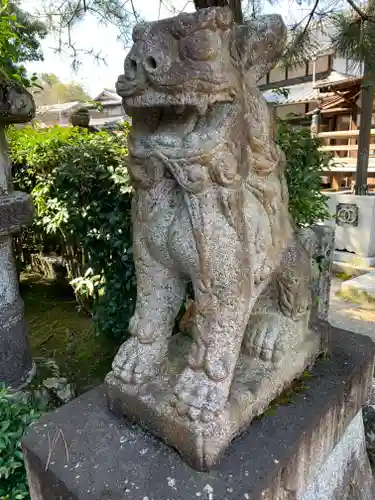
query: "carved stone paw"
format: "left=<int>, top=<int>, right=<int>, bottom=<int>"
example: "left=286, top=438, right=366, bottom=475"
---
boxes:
left=244, top=314, right=299, bottom=363
left=172, top=366, right=231, bottom=421
left=112, top=337, right=167, bottom=385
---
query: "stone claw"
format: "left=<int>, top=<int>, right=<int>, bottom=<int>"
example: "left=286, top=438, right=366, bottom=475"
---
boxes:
left=173, top=366, right=231, bottom=422
left=112, top=337, right=167, bottom=385
left=244, top=314, right=298, bottom=364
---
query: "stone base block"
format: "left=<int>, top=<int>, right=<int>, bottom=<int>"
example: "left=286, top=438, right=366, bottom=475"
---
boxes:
left=334, top=250, right=375, bottom=268
left=301, top=410, right=374, bottom=500
left=22, top=328, right=375, bottom=500
left=0, top=236, right=33, bottom=388
left=105, top=332, right=321, bottom=471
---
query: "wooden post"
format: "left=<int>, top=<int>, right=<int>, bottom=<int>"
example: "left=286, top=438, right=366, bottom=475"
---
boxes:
left=268, top=103, right=277, bottom=141
left=355, top=60, right=374, bottom=195
left=311, top=109, right=320, bottom=137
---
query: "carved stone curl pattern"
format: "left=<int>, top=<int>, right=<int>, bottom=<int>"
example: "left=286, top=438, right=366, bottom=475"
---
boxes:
left=107, top=6, right=322, bottom=468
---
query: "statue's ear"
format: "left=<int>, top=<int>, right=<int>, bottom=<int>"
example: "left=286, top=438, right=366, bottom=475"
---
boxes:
left=232, top=15, right=287, bottom=82
left=132, top=22, right=151, bottom=42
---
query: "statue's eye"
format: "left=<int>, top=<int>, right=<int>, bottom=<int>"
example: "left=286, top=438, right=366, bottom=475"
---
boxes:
left=183, top=30, right=219, bottom=61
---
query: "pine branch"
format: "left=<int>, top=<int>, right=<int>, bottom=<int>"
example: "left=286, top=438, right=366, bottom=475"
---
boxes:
left=345, top=0, right=370, bottom=21
left=297, top=0, right=320, bottom=42
left=129, top=0, right=138, bottom=21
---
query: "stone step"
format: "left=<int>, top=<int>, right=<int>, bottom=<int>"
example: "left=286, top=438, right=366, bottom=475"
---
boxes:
left=332, top=260, right=375, bottom=278
left=340, top=271, right=375, bottom=305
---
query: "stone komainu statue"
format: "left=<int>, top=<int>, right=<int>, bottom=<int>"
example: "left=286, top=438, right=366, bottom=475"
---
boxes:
left=106, top=6, right=321, bottom=470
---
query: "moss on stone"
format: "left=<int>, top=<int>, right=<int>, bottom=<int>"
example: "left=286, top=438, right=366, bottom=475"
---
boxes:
left=334, top=272, right=353, bottom=282
left=256, top=369, right=314, bottom=419
left=20, top=273, right=118, bottom=394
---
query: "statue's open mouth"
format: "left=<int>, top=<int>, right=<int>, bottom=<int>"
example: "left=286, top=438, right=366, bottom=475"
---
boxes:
left=124, top=93, right=217, bottom=119
left=127, top=99, right=236, bottom=162
left=118, top=80, right=236, bottom=159
left=132, top=103, right=207, bottom=135
left=117, top=76, right=234, bottom=121
left=124, top=91, right=234, bottom=143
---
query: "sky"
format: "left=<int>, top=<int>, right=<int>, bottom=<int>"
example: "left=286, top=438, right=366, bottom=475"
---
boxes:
left=21, top=0, right=298, bottom=98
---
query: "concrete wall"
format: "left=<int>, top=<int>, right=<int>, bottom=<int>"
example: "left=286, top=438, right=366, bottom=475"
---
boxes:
left=269, top=66, right=285, bottom=83
left=288, top=65, right=306, bottom=80
left=276, top=103, right=306, bottom=119
left=308, top=55, right=330, bottom=75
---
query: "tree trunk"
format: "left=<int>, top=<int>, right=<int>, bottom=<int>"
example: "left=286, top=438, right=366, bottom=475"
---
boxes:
left=193, top=0, right=243, bottom=24
left=355, top=58, right=374, bottom=195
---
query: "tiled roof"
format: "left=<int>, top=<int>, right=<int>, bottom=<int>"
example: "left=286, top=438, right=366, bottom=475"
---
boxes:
left=90, top=116, right=127, bottom=126
left=262, top=72, right=358, bottom=106
left=314, top=71, right=361, bottom=88
left=263, top=82, right=319, bottom=105
left=93, top=89, right=121, bottom=101
left=36, top=101, right=81, bottom=115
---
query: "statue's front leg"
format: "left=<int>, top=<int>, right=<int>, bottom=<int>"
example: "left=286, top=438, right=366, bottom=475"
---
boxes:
left=173, top=272, right=251, bottom=421
left=113, top=241, right=186, bottom=386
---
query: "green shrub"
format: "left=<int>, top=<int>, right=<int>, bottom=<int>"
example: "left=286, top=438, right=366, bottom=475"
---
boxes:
left=276, top=120, right=330, bottom=226
left=9, top=125, right=136, bottom=341
left=0, top=386, right=42, bottom=500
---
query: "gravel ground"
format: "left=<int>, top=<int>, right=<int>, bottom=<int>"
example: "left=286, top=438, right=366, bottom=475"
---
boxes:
left=329, top=277, right=375, bottom=340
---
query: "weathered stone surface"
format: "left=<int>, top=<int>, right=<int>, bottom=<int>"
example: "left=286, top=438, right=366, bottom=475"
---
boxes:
left=108, top=6, right=323, bottom=469
left=0, top=83, right=35, bottom=123
left=363, top=405, right=375, bottom=462
left=0, top=238, right=33, bottom=387
left=297, top=224, right=335, bottom=350
left=0, top=298, right=33, bottom=388
left=309, top=225, right=335, bottom=322
left=301, top=411, right=375, bottom=500
left=23, top=328, right=375, bottom=499
left=0, top=191, right=34, bottom=236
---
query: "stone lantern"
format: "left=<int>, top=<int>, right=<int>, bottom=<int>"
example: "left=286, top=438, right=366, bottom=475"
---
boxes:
left=0, top=83, right=35, bottom=388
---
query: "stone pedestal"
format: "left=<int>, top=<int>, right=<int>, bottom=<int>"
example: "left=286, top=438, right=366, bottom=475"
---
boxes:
left=22, top=327, right=375, bottom=500
left=325, top=193, right=375, bottom=268
left=0, top=83, right=35, bottom=388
